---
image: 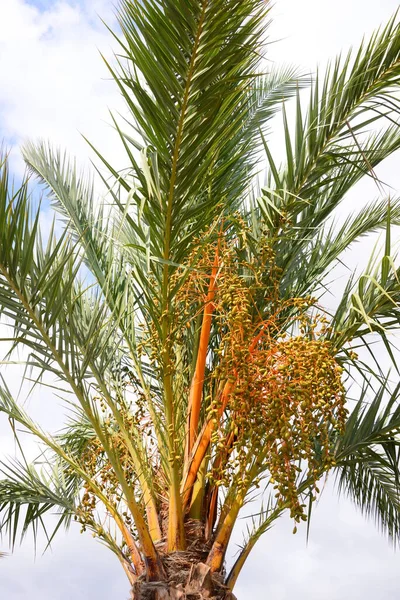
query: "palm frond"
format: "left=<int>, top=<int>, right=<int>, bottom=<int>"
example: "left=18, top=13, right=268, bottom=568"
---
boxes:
left=0, top=458, right=78, bottom=550
left=328, top=249, right=400, bottom=350
left=22, top=141, right=111, bottom=288
left=257, top=13, right=400, bottom=291
left=94, top=0, right=304, bottom=273
left=276, top=195, right=400, bottom=299
left=335, top=380, right=400, bottom=542
left=277, top=13, right=400, bottom=205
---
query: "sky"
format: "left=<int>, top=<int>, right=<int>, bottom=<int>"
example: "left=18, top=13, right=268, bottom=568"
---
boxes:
left=1, top=1, right=400, bottom=599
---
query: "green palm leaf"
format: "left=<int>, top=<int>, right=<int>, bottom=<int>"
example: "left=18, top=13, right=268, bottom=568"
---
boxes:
left=335, top=381, right=400, bottom=541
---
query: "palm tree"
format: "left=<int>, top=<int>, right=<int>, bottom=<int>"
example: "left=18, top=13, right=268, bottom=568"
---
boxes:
left=2, top=1, right=400, bottom=598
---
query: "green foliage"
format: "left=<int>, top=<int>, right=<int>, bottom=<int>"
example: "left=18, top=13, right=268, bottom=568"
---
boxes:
left=1, top=0, right=400, bottom=592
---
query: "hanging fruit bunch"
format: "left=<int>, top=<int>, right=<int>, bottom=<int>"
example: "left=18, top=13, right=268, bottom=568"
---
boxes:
left=72, top=397, right=150, bottom=537
left=176, top=221, right=347, bottom=523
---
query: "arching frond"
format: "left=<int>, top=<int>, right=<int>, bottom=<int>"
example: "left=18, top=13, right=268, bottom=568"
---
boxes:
left=335, top=381, right=400, bottom=542
left=257, top=14, right=400, bottom=298
left=328, top=249, right=400, bottom=350
left=0, top=458, right=78, bottom=550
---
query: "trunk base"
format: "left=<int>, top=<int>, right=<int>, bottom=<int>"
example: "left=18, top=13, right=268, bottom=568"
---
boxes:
left=130, top=562, right=237, bottom=600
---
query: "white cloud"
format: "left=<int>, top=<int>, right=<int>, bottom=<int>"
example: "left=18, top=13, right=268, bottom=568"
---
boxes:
left=268, top=0, right=400, bottom=69
left=233, top=480, right=400, bottom=599
left=0, top=0, right=124, bottom=174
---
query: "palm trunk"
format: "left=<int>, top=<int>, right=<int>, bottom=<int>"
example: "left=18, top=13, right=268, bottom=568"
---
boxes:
left=130, top=560, right=237, bottom=599
left=130, top=522, right=237, bottom=600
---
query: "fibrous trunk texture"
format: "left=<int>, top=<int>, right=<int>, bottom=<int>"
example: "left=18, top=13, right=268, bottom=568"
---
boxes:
left=130, top=560, right=236, bottom=600
left=130, top=520, right=237, bottom=600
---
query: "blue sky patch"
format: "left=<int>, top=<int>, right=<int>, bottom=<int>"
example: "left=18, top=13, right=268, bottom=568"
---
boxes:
left=26, top=0, right=84, bottom=10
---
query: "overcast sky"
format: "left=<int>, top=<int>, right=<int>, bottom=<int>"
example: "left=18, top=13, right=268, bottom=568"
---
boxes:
left=1, top=1, right=400, bottom=599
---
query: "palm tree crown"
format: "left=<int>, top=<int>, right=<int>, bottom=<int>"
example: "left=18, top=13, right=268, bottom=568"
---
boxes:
left=1, top=1, right=400, bottom=598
